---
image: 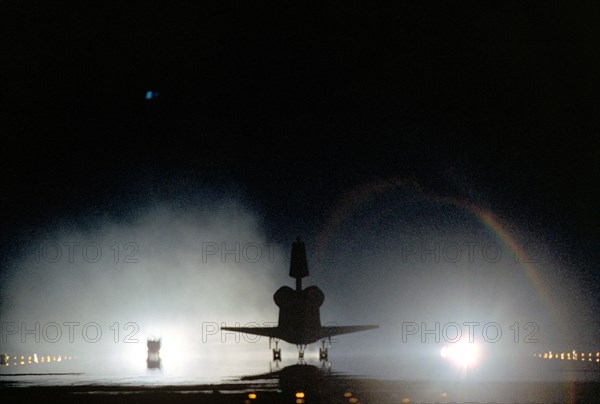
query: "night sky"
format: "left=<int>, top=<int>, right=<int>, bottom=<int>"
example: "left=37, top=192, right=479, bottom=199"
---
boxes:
left=1, top=2, right=599, bottom=378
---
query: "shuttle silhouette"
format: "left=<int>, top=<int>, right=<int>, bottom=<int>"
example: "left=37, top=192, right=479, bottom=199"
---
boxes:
left=222, top=238, right=378, bottom=360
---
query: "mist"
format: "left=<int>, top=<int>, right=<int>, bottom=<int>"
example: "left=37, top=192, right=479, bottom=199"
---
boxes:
left=1, top=182, right=597, bottom=382
left=0, top=194, right=289, bottom=368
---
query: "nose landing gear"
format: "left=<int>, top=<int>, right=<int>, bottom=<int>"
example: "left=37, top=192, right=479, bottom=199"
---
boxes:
left=297, top=344, right=307, bottom=363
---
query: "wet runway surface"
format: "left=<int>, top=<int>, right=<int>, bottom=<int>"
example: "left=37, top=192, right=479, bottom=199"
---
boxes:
left=2, top=356, right=599, bottom=403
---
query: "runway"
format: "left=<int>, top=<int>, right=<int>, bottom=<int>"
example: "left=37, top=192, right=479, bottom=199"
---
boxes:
left=2, top=355, right=599, bottom=403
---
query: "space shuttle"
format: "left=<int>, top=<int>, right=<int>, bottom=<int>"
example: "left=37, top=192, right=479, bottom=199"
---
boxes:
left=222, top=238, right=378, bottom=361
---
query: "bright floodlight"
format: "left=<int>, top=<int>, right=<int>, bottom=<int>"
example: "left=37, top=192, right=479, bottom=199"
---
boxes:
left=440, top=339, right=480, bottom=367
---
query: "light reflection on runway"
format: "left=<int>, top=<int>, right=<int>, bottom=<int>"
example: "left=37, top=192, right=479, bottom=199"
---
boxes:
left=1, top=352, right=599, bottom=403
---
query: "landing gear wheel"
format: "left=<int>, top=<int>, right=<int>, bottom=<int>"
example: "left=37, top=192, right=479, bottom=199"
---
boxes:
left=319, top=338, right=331, bottom=361
left=297, top=344, right=307, bottom=361
left=270, top=338, right=281, bottom=362
left=319, top=347, right=328, bottom=361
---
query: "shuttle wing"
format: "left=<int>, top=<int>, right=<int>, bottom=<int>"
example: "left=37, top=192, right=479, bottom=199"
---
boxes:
left=319, top=325, right=379, bottom=338
left=221, top=326, right=281, bottom=338
left=221, top=325, right=379, bottom=343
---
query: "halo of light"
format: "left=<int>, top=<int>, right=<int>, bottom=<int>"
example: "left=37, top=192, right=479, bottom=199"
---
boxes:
left=440, top=339, right=480, bottom=367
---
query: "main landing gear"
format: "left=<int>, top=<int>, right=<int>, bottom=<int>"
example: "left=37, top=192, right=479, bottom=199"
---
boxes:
left=319, top=337, right=331, bottom=361
left=270, top=338, right=281, bottom=362
left=269, top=337, right=332, bottom=363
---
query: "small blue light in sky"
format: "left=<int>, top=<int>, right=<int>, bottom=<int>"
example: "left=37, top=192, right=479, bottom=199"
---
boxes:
left=146, top=91, right=153, bottom=100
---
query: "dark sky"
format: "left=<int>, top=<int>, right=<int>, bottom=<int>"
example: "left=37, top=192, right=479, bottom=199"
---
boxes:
left=3, top=3, right=598, bottom=241
left=1, top=2, right=598, bottom=362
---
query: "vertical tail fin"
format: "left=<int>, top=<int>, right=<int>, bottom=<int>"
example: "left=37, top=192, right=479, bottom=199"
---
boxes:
left=289, top=238, right=309, bottom=290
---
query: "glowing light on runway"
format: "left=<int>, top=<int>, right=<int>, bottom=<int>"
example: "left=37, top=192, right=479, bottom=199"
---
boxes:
left=440, top=339, right=480, bottom=368
left=0, top=353, right=74, bottom=366
left=533, top=349, right=600, bottom=363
